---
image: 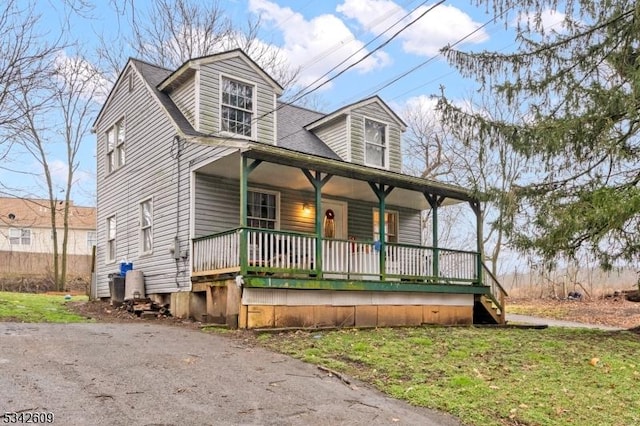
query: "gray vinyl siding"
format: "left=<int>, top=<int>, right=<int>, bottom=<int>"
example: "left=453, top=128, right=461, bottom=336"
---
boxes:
left=169, top=74, right=196, bottom=129
left=349, top=104, right=402, bottom=173
left=95, top=63, right=236, bottom=298
left=197, top=57, right=276, bottom=143
left=193, top=175, right=316, bottom=237
left=193, top=175, right=420, bottom=245
left=313, top=117, right=349, bottom=161
left=194, top=175, right=240, bottom=237
left=346, top=199, right=420, bottom=245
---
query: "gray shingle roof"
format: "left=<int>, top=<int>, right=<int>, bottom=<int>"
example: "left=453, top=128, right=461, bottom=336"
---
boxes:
left=131, top=59, right=340, bottom=159
left=132, top=59, right=200, bottom=137
left=276, top=103, right=341, bottom=160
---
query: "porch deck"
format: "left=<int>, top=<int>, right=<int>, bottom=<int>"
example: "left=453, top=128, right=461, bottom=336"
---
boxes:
left=192, top=227, right=506, bottom=316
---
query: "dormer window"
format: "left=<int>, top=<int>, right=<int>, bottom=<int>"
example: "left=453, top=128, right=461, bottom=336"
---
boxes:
left=364, top=118, right=387, bottom=168
left=221, top=77, right=254, bottom=137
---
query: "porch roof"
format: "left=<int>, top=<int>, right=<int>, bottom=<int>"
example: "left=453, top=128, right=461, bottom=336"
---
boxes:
left=194, top=145, right=479, bottom=210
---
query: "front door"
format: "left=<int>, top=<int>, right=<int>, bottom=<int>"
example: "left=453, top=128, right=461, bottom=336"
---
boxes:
left=322, top=199, right=348, bottom=278
left=321, top=199, right=347, bottom=240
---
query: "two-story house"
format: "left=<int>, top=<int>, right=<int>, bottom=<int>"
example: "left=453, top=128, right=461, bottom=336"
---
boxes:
left=94, top=49, right=505, bottom=328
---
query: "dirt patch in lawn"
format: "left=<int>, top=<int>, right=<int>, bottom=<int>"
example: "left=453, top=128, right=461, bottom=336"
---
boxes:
left=66, top=299, right=200, bottom=329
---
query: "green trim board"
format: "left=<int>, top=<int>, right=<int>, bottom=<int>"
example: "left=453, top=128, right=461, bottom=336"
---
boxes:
left=244, top=276, right=491, bottom=294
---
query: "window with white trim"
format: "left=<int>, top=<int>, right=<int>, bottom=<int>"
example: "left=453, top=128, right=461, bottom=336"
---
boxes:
left=106, top=215, right=116, bottom=262
left=364, top=118, right=387, bottom=168
left=221, top=77, right=254, bottom=137
left=9, top=228, right=31, bottom=245
left=247, top=190, right=278, bottom=229
left=373, top=209, right=398, bottom=243
left=106, top=119, right=125, bottom=173
left=86, top=231, right=97, bottom=248
left=140, top=199, right=153, bottom=254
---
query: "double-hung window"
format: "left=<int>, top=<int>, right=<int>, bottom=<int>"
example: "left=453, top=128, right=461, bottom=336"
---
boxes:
left=247, top=190, right=278, bottom=230
left=364, top=118, right=387, bottom=168
left=373, top=209, right=398, bottom=243
left=221, top=77, right=254, bottom=137
left=86, top=231, right=97, bottom=248
left=106, top=215, right=116, bottom=262
left=106, top=119, right=125, bottom=173
left=9, top=228, right=31, bottom=245
left=140, top=199, right=153, bottom=254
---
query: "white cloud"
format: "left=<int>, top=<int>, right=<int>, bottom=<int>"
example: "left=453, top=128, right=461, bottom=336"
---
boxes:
left=248, top=0, right=391, bottom=90
left=54, top=50, right=111, bottom=103
left=337, top=0, right=489, bottom=56
left=403, top=95, right=439, bottom=118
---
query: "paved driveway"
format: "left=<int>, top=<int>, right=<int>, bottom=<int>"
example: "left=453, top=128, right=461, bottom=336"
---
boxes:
left=1, top=323, right=462, bottom=426
left=506, top=314, right=624, bottom=330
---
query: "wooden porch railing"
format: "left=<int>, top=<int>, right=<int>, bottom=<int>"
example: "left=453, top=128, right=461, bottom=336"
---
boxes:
left=192, top=228, right=484, bottom=285
left=323, top=239, right=379, bottom=278
left=482, top=263, right=508, bottom=313
left=192, top=228, right=241, bottom=275
left=246, top=228, right=316, bottom=273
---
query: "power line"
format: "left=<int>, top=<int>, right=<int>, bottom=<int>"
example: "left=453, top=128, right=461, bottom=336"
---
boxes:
left=356, top=6, right=512, bottom=102
left=286, top=0, right=446, bottom=106
left=284, top=0, right=432, bottom=104
left=292, top=0, right=425, bottom=77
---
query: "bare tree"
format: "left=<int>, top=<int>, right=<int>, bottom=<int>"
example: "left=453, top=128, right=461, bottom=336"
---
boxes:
left=10, top=47, right=103, bottom=291
left=402, top=93, right=526, bottom=276
left=99, top=0, right=298, bottom=87
left=0, top=0, right=60, bottom=172
left=401, top=97, right=457, bottom=180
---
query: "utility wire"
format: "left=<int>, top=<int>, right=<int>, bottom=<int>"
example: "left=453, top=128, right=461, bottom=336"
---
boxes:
left=276, top=6, right=513, bottom=143
left=357, top=6, right=512, bottom=101
left=284, top=0, right=433, bottom=105
left=292, top=0, right=425, bottom=76
left=285, top=0, right=446, bottom=107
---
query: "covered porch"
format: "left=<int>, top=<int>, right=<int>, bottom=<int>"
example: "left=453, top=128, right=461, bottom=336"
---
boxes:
left=188, top=146, right=506, bottom=327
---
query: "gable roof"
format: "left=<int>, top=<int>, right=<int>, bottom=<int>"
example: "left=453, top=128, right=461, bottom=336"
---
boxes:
left=132, top=58, right=201, bottom=137
left=305, top=95, right=407, bottom=131
left=276, top=103, right=341, bottom=160
left=0, top=197, right=96, bottom=230
left=157, top=49, right=284, bottom=95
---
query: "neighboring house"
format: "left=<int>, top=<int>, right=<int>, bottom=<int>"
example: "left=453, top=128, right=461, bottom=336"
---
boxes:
left=94, top=49, right=506, bottom=328
left=0, top=197, right=96, bottom=277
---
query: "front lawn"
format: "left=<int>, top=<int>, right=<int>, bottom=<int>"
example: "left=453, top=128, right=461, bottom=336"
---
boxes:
left=257, top=326, right=640, bottom=426
left=0, top=291, right=90, bottom=323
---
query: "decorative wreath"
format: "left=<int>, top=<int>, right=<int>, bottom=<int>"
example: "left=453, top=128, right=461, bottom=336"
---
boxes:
left=325, top=209, right=335, bottom=219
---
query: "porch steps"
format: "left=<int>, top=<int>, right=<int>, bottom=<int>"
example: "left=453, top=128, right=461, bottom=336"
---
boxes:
left=474, top=294, right=505, bottom=325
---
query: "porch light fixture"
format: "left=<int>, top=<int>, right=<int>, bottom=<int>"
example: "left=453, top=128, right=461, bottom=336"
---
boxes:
left=302, top=203, right=311, bottom=214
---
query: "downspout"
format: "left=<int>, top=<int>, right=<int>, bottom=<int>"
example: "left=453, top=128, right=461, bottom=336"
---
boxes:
left=173, top=135, right=184, bottom=288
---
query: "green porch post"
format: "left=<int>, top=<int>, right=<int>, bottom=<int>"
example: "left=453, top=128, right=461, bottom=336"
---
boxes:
left=239, top=155, right=262, bottom=274
left=302, top=169, right=332, bottom=278
left=425, top=194, right=444, bottom=280
left=369, top=183, right=394, bottom=281
left=470, top=200, right=483, bottom=286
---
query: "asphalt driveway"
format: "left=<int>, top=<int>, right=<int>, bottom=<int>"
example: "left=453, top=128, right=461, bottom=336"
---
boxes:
left=0, top=322, right=462, bottom=426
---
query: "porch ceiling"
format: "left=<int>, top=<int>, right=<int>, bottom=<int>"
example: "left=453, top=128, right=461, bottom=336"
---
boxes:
left=195, top=149, right=465, bottom=210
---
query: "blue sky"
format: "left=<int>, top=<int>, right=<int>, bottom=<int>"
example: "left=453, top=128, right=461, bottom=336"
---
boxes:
left=2, top=0, right=566, bottom=207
